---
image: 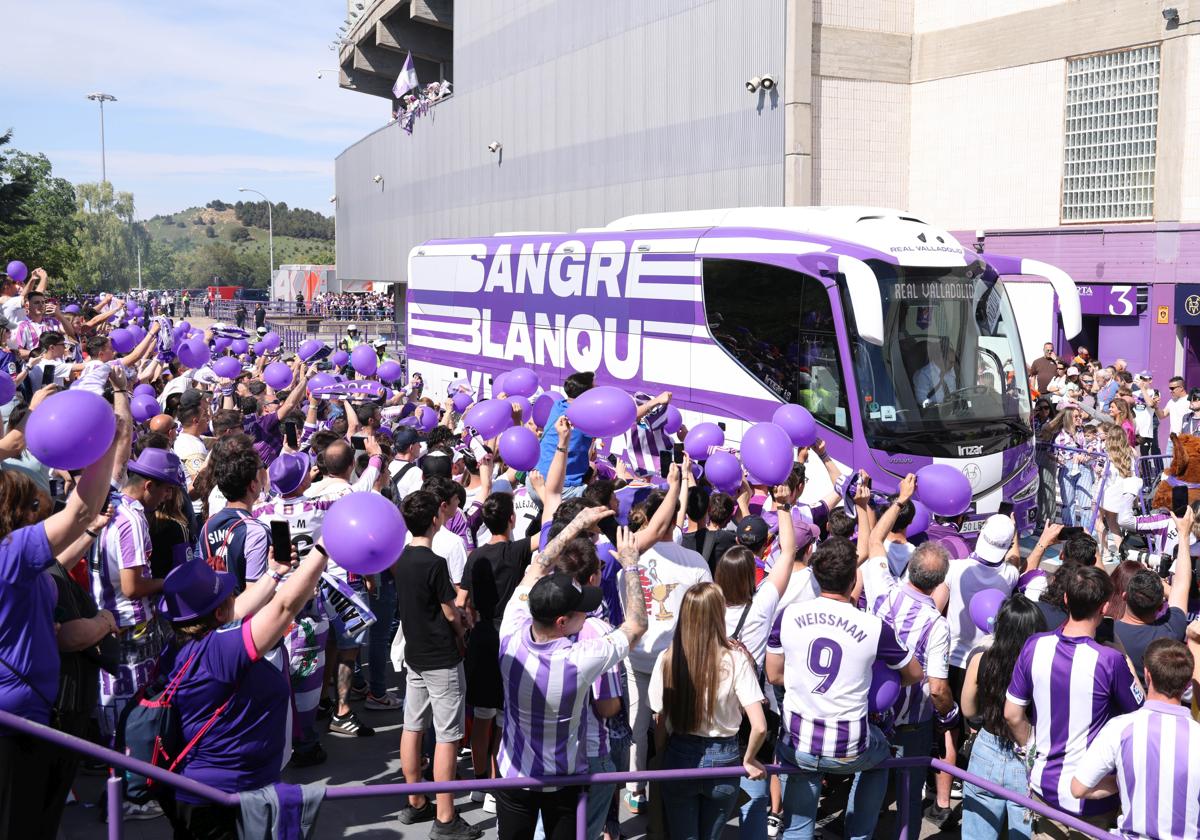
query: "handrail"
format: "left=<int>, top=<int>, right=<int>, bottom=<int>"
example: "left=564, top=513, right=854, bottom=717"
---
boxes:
left=2, top=707, right=1113, bottom=840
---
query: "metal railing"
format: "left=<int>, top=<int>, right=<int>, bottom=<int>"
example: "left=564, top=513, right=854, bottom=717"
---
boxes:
left=0, top=708, right=1111, bottom=840
left=1038, top=442, right=1108, bottom=531
left=202, top=301, right=405, bottom=358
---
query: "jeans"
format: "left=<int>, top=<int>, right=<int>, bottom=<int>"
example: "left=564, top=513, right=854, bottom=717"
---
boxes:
left=367, top=572, right=397, bottom=696
left=1057, top=469, right=1087, bottom=526
left=739, top=775, right=770, bottom=839
left=777, top=724, right=891, bottom=840
left=890, top=720, right=934, bottom=840
left=962, top=728, right=1033, bottom=840
left=659, top=734, right=742, bottom=840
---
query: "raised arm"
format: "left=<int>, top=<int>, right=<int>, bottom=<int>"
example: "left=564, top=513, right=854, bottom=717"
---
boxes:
left=1024, top=521, right=1064, bottom=574
left=635, top=391, right=671, bottom=421
left=117, top=321, right=160, bottom=368
left=764, top=485, right=796, bottom=598
left=1168, top=509, right=1194, bottom=613
left=248, top=544, right=330, bottom=656
left=275, top=364, right=308, bottom=421
left=635, top=462, right=682, bottom=553
left=870, top=473, right=915, bottom=560
left=543, top=415, right=572, bottom=502
left=613, top=526, right=649, bottom=646
left=811, top=439, right=845, bottom=509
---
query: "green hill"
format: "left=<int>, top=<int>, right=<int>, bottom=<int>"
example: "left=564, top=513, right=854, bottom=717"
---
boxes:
left=144, top=205, right=334, bottom=267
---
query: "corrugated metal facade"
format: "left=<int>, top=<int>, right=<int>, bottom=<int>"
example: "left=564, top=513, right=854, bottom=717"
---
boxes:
left=334, top=0, right=786, bottom=289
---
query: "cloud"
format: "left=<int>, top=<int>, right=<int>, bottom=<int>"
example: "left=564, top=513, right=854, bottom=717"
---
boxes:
left=49, top=149, right=332, bottom=180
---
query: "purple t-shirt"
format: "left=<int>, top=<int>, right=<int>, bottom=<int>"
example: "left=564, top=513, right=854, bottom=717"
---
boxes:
left=244, top=412, right=283, bottom=466
left=168, top=618, right=290, bottom=801
left=0, top=524, right=57, bottom=725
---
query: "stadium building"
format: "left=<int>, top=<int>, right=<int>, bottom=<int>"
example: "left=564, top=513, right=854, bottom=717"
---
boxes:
left=333, top=0, right=1200, bottom=377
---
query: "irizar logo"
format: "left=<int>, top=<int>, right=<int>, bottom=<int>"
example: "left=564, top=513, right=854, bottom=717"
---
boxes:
left=958, top=445, right=984, bottom=456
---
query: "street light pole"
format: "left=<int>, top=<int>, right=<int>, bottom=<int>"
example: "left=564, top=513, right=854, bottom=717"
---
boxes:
left=238, top=187, right=273, bottom=288
left=86, top=93, right=117, bottom=184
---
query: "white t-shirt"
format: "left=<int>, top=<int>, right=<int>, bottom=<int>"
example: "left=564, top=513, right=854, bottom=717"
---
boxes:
left=945, top=556, right=1018, bottom=667
left=1133, top=404, right=1153, bottom=438
left=388, top=459, right=423, bottom=500
left=884, top=538, right=914, bottom=580
left=724, top=583, right=781, bottom=667
left=208, top=485, right=227, bottom=517
left=648, top=647, right=763, bottom=738
left=0, top=296, right=27, bottom=330
left=1166, top=395, right=1191, bottom=435
left=174, top=433, right=208, bottom=515
left=28, top=359, right=71, bottom=391
left=776, top=565, right=821, bottom=614
left=159, top=372, right=192, bottom=409
left=72, top=360, right=111, bottom=396
left=401, top=525, right=469, bottom=585
left=620, top=540, right=712, bottom=673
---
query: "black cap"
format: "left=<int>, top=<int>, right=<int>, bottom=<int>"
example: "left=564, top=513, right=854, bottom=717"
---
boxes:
left=179, top=389, right=205, bottom=410
left=393, top=427, right=424, bottom=449
left=528, top=573, right=603, bottom=624
left=736, top=515, right=769, bottom=549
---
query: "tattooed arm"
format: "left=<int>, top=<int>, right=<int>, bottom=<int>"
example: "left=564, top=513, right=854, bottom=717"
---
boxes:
left=615, top=526, right=649, bottom=645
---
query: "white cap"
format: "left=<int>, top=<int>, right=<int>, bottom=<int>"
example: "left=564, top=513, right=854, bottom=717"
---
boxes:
left=975, top=514, right=1014, bottom=564
left=346, top=323, right=358, bottom=331
left=373, top=338, right=387, bottom=347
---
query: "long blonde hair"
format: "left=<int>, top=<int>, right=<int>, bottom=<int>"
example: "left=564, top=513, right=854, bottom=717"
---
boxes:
left=661, top=583, right=736, bottom=734
left=1105, top=428, right=1133, bottom=478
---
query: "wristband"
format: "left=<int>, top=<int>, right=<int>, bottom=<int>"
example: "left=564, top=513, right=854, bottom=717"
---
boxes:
left=936, top=703, right=961, bottom=730
left=85, top=529, right=100, bottom=539
left=556, top=446, right=568, bottom=453
left=268, top=570, right=286, bottom=583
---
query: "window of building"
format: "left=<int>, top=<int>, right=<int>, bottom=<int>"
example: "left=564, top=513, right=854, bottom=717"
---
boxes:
left=702, top=259, right=850, bottom=433
left=1062, top=44, right=1160, bottom=222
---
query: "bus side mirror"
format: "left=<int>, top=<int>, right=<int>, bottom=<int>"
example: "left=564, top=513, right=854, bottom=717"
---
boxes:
left=838, top=256, right=885, bottom=346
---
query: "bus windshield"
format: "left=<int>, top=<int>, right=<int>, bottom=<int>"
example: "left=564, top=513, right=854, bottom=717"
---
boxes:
left=850, top=260, right=1031, bottom=452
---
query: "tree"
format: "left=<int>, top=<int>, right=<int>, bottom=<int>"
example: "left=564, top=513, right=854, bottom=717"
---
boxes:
left=229, top=225, right=251, bottom=243
left=68, top=181, right=137, bottom=292
left=205, top=225, right=216, bottom=238
left=0, top=134, right=80, bottom=279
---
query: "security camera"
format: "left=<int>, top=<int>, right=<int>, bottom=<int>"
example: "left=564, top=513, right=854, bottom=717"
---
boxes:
left=759, top=74, right=776, bottom=90
left=1164, top=7, right=1180, bottom=28
left=372, top=174, right=383, bottom=183
left=745, top=77, right=761, bottom=93
left=329, top=195, right=337, bottom=203
left=487, top=141, right=502, bottom=153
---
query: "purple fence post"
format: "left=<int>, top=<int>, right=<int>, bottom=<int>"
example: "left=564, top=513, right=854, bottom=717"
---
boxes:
left=895, top=767, right=910, bottom=840
left=107, top=776, right=123, bottom=840
left=575, top=788, right=588, bottom=840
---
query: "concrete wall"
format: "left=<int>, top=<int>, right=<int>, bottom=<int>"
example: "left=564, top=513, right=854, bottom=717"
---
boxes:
left=335, top=0, right=787, bottom=286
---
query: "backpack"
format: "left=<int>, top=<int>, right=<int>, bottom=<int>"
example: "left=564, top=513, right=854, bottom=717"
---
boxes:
left=114, top=639, right=236, bottom=804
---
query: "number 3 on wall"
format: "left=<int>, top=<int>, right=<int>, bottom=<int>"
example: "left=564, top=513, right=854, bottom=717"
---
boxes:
left=1108, top=285, right=1134, bottom=317
left=806, top=638, right=844, bottom=694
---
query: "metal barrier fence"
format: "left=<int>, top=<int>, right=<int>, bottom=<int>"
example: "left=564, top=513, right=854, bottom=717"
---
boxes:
left=0, top=708, right=1111, bottom=840
left=1039, top=442, right=1108, bottom=530
left=203, top=301, right=405, bottom=359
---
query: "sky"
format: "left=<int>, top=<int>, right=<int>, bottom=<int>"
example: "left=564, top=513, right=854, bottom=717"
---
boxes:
left=0, top=0, right=387, bottom=218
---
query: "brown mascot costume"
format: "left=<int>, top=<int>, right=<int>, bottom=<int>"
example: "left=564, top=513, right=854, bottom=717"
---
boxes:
left=1151, top=433, right=1200, bottom=510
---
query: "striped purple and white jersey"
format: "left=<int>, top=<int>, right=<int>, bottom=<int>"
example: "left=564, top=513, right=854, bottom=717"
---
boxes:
left=13, top=317, right=61, bottom=352
left=767, top=596, right=912, bottom=758
left=89, top=492, right=154, bottom=628
left=497, top=585, right=630, bottom=782
left=863, top=556, right=950, bottom=726
left=613, top=422, right=672, bottom=476
left=252, top=496, right=334, bottom=558
left=1006, top=630, right=1145, bottom=817
left=578, top=616, right=624, bottom=759
left=1075, top=700, right=1200, bottom=840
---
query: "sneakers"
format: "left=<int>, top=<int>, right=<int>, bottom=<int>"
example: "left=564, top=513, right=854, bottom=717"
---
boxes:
left=429, top=814, right=483, bottom=839
left=766, top=811, right=784, bottom=838
left=365, top=691, right=403, bottom=710
left=288, top=744, right=328, bottom=768
left=950, top=779, right=964, bottom=800
left=924, top=802, right=958, bottom=830
left=349, top=683, right=369, bottom=701
left=122, top=801, right=163, bottom=821
left=329, top=711, right=375, bottom=737
left=622, top=790, right=646, bottom=815
left=482, top=793, right=496, bottom=814
left=470, top=790, right=486, bottom=804
left=398, top=799, right=435, bottom=825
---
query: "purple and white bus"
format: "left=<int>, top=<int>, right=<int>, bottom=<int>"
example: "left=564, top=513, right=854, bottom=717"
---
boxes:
left=406, top=207, right=1081, bottom=536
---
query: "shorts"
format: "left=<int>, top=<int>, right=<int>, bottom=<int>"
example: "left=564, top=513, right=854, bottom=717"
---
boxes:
left=328, top=610, right=369, bottom=651
left=404, top=663, right=466, bottom=742
left=473, top=706, right=500, bottom=721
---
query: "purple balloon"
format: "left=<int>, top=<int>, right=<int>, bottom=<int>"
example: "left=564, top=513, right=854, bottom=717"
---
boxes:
left=261, top=331, right=281, bottom=351
left=498, top=426, right=540, bottom=471
left=230, top=338, right=249, bottom=355
left=131, top=393, right=160, bottom=424
left=109, top=328, right=136, bottom=354
left=491, top=372, right=509, bottom=398
left=133, top=383, right=156, bottom=399
left=172, top=324, right=189, bottom=340
left=464, top=399, right=514, bottom=439
left=331, top=350, right=350, bottom=368
left=25, top=390, right=115, bottom=470
left=532, top=392, right=562, bottom=429
left=253, top=341, right=266, bottom=356
left=773, top=404, right=817, bottom=447
left=915, top=464, right=973, bottom=517
left=178, top=321, right=191, bottom=334
left=350, top=344, right=377, bottom=377
left=704, top=450, right=742, bottom=492
left=868, top=661, right=901, bottom=714
left=263, top=361, right=294, bottom=391
left=307, top=372, right=336, bottom=393
left=906, top=499, right=931, bottom=537
left=323, top=491, right=408, bottom=575
left=969, top=589, right=1007, bottom=635
left=662, top=405, right=683, bottom=436
left=566, top=386, right=637, bottom=438
left=5, top=261, right=28, bottom=284
left=415, top=405, right=440, bottom=433
left=452, top=391, right=473, bottom=413
left=740, top=422, right=795, bottom=486
left=212, top=356, right=242, bottom=379
left=213, top=336, right=232, bottom=353
left=684, top=422, right=725, bottom=459
left=0, top=372, right=14, bottom=405
left=505, top=367, right=539, bottom=398
left=377, top=360, right=403, bottom=383
left=176, top=337, right=210, bottom=370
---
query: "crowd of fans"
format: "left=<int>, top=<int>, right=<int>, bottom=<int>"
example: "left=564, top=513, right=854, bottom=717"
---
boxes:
left=292, top=292, right=393, bottom=321
left=1, top=262, right=1199, bottom=840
